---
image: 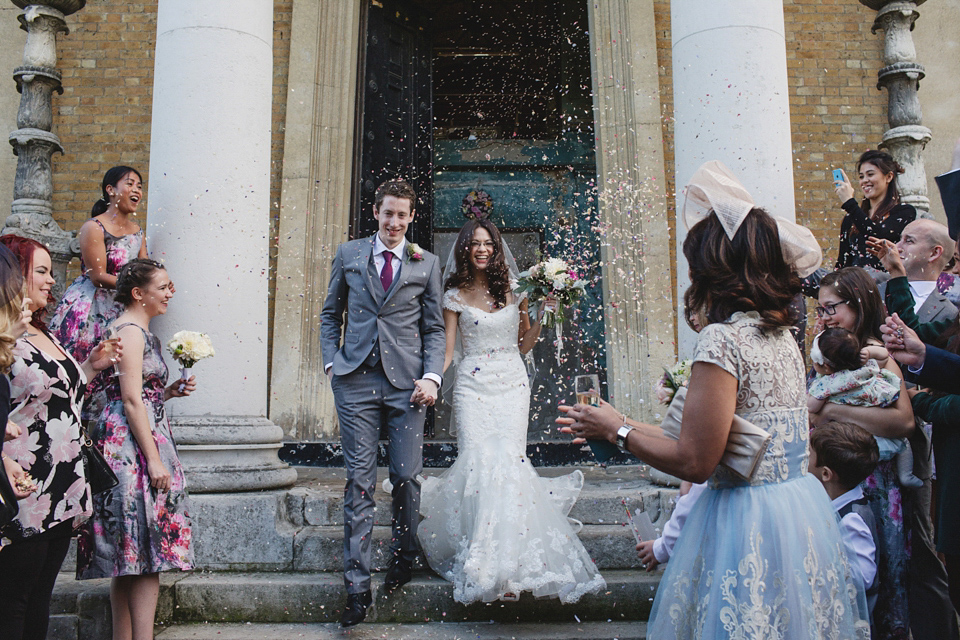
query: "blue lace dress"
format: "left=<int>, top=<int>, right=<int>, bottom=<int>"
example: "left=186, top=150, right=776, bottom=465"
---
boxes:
left=647, top=312, right=869, bottom=638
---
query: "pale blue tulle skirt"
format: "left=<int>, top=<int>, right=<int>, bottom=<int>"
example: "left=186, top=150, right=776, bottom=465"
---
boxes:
left=648, top=473, right=870, bottom=639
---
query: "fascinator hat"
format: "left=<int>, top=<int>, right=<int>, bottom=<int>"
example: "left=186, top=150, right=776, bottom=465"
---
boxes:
left=682, top=160, right=822, bottom=278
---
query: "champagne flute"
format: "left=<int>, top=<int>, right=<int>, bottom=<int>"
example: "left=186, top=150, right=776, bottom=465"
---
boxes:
left=574, top=374, right=600, bottom=407
left=102, top=326, right=121, bottom=376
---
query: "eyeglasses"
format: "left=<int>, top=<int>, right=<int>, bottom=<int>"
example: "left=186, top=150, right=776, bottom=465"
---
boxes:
left=814, top=300, right=849, bottom=318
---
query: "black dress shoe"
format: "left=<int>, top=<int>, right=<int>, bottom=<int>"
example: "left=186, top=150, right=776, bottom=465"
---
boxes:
left=383, top=555, right=413, bottom=592
left=340, top=590, right=372, bottom=628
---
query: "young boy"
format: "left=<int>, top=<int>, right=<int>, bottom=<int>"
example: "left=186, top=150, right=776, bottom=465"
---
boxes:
left=636, top=481, right=708, bottom=571
left=809, top=420, right=881, bottom=620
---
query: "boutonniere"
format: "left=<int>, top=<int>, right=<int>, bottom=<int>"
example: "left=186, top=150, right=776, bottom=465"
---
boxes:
left=407, top=243, right=424, bottom=261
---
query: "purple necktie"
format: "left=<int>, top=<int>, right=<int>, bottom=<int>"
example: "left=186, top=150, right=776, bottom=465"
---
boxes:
left=380, top=252, right=393, bottom=291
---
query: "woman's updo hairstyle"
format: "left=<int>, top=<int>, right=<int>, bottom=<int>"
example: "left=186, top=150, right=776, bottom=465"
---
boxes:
left=115, top=258, right=165, bottom=307
left=92, top=165, right=142, bottom=216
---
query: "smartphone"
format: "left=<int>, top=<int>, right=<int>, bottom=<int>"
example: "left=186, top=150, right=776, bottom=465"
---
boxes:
left=832, top=168, right=844, bottom=184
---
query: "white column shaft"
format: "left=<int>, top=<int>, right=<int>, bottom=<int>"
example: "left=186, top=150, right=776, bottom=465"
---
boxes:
left=672, top=1, right=796, bottom=355
left=147, top=0, right=273, bottom=417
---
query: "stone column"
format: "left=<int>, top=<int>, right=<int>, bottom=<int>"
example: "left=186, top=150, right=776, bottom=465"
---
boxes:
left=862, top=0, right=931, bottom=214
left=671, top=1, right=797, bottom=356
left=587, top=0, right=674, bottom=424
left=146, top=0, right=296, bottom=492
left=271, top=0, right=362, bottom=440
left=5, top=1, right=84, bottom=294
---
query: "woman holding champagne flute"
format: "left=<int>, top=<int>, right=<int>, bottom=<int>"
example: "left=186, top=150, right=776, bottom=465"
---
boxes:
left=0, top=235, right=121, bottom=640
left=417, top=215, right=604, bottom=604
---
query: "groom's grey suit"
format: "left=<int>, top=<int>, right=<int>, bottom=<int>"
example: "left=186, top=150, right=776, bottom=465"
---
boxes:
left=320, top=234, right=445, bottom=594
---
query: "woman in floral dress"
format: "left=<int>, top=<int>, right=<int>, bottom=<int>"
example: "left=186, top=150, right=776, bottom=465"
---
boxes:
left=77, top=259, right=195, bottom=640
left=49, top=166, right=148, bottom=419
left=0, top=235, right=118, bottom=640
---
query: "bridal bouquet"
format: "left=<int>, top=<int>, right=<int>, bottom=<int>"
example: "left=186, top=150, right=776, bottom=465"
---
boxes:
left=654, top=359, right=692, bottom=405
left=167, top=331, right=215, bottom=392
left=515, top=257, right=587, bottom=359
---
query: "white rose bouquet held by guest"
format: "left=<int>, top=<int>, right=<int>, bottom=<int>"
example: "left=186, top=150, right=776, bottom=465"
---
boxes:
left=514, top=257, right=586, bottom=359
left=167, top=330, right=215, bottom=392
left=654, top=359, right=692, bottom=405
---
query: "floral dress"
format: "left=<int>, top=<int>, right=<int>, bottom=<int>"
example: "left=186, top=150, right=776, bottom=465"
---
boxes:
left=1, top=335, right=91, bottom=545
left=648, top=312, right=869, bottom=639
left=49, top=220, right=143, bottom=364
left=77, top=323, right=192, bottom=578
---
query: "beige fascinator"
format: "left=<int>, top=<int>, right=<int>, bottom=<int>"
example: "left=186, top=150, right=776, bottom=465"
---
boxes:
left=682, top=160, right=822, bottom=278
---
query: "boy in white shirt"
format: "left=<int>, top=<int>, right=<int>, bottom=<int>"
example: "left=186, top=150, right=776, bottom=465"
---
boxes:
left=808, top=420, right=880, bottom=621
left=636, top=481, right=708, bottom=571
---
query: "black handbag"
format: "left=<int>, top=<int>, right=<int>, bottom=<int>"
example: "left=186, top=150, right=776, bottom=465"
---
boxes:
left=0, top=458, right=19, bottom=528
left=80, top=423, right=118, bottom=495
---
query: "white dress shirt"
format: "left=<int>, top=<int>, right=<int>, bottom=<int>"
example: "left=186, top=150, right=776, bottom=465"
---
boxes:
left=909, top=280, right=937, bottom=313
left=652, top=481, right=708, bottom=564
left=832, top=485, right=877, bottom=592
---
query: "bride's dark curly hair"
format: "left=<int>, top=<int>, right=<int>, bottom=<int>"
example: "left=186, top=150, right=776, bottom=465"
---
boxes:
left=445, top=219, right=511, bottom=308
left=683, top=207, right=801, bottom=331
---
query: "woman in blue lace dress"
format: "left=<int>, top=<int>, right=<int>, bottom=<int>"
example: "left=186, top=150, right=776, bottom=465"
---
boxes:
left=559, top=162, right=869, bottom=638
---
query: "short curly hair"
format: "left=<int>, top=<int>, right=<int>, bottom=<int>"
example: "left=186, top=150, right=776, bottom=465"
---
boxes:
left=374, top=179, right=416, bottom=210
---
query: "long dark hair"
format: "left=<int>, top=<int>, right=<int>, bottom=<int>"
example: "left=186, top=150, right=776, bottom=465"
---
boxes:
left=683, top=208, right=800, bottom=330
left=92, top=166, right=142, bottom=216
left=819, top=267, right=885, bottom=347
left=857, top=150, right=903, bottom=223
left=444, top=219, right=511, bottom=308
left=0, top=234, right=50, bottom=332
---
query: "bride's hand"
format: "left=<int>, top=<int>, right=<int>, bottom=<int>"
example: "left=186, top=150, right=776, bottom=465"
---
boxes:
left=557, top=399, right=622, bottom=444
left=538, top=296, right=558, bottom=323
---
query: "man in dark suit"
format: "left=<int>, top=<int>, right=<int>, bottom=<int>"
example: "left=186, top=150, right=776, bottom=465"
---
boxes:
left=936, top=137, right=960, bottom=240
left=320, top=179, right=445, bottom=627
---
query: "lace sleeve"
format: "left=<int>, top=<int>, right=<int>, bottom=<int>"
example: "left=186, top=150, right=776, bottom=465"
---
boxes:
left=693, top=322, right=740, bottom=381
left=442, top=288, right=464, bottom=313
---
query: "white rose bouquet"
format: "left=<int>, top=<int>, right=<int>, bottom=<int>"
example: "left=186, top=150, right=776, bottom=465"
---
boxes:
left=515, top=257, right=587, bottom=359
left=654, top=359, right=692, bottom=405
left=167, top=330, right=215, bottom=392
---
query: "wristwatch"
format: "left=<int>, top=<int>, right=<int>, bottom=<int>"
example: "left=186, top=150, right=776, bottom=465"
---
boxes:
left=616, top=424, right=634, bottom=452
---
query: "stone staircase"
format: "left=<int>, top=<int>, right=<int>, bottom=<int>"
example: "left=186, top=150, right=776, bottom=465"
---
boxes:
left=49, top=466, right=676, bottom=639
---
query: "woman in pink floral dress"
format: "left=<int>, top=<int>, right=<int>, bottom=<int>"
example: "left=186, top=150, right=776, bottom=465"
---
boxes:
left=77, top=259, right=194, bottom=640
left=0, top=235, right=118, bottom=640
left=49, top=166, right=148, bottom=420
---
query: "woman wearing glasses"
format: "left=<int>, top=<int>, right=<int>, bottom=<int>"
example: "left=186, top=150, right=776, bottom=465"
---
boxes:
left=811, top=266, right=915, bottom=639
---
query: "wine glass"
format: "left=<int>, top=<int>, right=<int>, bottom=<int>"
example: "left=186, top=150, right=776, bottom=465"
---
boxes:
left=574, top=374, right=600, bottom=407
left=102, top=326, right=121, bottom=376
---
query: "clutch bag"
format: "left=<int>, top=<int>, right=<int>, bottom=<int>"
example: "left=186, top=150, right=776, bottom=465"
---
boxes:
left=659, top=386, right=771, bottom=481
left=80, top=423, right=119, bottom=495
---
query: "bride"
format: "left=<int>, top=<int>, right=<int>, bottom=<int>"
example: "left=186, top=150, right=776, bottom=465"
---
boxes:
left=417, top=217, right=605, bottom=604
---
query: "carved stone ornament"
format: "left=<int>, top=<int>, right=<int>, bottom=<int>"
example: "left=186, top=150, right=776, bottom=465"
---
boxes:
left=12, top=0, right=85, bottom=15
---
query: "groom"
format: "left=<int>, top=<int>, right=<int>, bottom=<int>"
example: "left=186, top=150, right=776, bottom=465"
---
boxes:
left=320, top=179, right=445, bottom=627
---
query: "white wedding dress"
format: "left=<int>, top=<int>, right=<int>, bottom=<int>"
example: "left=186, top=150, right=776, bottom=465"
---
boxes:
left=418, top=288, right=605, bottom=604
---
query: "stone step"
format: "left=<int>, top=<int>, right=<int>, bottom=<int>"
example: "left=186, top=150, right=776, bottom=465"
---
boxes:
left=292, top=523, right=644, bottom=571
left=287, top=467, right=675, bottom=528
left=154, top=621, right=648, bottom=639
left=51, top=570, right=661, bottom=630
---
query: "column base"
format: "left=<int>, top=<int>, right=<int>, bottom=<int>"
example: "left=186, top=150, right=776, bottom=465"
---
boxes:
left=173, top=416, right=298, bottom=493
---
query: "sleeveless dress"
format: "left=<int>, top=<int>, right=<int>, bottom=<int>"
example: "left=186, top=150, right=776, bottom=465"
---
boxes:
left=76, top=323, right=192, bottom=578
left=417, top=288, right=605, bottom=604
left=49, top=220, right=143, bottom=364
left=648, top=312, right=869, bottom=638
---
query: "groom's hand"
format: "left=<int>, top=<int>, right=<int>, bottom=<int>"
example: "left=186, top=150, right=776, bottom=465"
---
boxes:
left=411, top=379, right=438, bottom=406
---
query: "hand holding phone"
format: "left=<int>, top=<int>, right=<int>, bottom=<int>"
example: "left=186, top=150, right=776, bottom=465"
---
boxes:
left=832, top=168, right=845, bottom=184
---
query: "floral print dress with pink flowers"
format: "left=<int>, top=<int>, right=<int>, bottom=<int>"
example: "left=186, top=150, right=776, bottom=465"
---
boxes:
left=1, top=336, right=91, bottom=545
left=77, top=323, right=192, bottom=578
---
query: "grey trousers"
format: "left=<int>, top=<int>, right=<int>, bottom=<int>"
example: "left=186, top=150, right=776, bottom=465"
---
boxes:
left=331, top=364, right=426, bottom=594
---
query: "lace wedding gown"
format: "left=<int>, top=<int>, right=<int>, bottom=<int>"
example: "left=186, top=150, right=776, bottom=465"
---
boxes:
left=418, top=288, right=605, bottom=604
left=647, top=312, right=870, bottom=638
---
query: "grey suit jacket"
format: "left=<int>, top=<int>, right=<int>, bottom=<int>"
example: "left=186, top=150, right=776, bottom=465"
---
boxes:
left=320, top=235, right=445, bottom=390
left=876, top=274, right=959, bottom=326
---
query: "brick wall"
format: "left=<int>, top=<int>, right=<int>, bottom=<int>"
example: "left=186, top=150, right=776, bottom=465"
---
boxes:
left=52, top=3, right=157, bottom=235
